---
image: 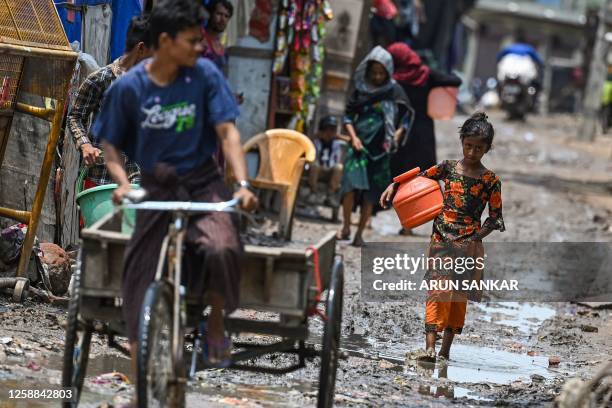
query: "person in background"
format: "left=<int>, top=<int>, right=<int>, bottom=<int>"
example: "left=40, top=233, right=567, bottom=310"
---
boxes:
left=370, top=0, right=398, bottom=47
left=338, top=46, right=411, bottom=247
left=203, top=0, right=243, bottom=170
left=202, top=0, right=232, bottom=74
left=307, top=115, right=348, bottom=206
left=387, top=42, right=461, bottom=235
left=602, top=68, right=612, bottom=133
left=67, top=15, right=153, bottom=190
left=395, top=0, right=424, bottom=45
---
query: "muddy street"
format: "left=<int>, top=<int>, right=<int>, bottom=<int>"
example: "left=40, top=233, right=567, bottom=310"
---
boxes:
left=1, top=112, right=612, bottom=407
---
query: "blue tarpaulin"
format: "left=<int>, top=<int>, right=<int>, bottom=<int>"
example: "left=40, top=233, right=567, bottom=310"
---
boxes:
left=110, top=0, right=142, bottom=61
left=54, top=0, right=142, bottom=63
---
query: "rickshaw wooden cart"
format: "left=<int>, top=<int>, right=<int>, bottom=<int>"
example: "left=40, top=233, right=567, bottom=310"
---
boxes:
left=62, top=199, right=344, bottom=408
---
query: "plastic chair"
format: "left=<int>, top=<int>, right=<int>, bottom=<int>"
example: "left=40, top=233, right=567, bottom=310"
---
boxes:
left=243, top=129, right=316, bottom=240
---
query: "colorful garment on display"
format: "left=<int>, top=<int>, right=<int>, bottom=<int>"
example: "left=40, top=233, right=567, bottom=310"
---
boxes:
left=272, top=0, right=333, bottom=127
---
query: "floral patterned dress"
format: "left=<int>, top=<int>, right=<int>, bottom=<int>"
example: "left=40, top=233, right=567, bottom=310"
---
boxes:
left=418, top=160, right=505, bottom=333
left=420, top=159, right=505, bottom=243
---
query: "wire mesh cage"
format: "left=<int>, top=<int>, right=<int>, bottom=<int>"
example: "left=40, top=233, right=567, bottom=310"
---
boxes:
left=0, top=0, right=70, bottom=50
left=0, top=0, right=76, bottom=154
left=0, top=54, right=24, bottom=110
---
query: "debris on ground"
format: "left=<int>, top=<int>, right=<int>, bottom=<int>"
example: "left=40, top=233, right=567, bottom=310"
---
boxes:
left=0, top=224, right=73, bottom=299
left=557, top=362, right=612, bottom=408
left=38, top=243, right=71, bottom=296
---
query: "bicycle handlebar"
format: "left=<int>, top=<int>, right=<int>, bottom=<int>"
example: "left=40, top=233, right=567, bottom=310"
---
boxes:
left=121, top=189, right=242, bottom=213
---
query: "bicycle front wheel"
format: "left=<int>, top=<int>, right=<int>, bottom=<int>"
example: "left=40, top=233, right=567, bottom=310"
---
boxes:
left=137, top=281, right=185, bottom=408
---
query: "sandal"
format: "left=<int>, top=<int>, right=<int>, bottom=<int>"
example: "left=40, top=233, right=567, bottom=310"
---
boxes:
left=203, top=335, right=232, bottom=368
left=199, top=322, right=232, bottom=368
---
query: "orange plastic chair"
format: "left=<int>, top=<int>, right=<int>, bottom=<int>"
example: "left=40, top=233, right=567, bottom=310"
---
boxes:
left=243, top=129, right=316, bottom=240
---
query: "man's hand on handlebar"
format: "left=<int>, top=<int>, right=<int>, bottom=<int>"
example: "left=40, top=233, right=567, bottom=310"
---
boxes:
left=112, top=183, right=132, bottom=205
left=234, top=187, right=258, bottom=212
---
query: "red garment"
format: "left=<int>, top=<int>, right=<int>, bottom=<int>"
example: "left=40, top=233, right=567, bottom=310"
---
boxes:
left=373, top=0, right=398, bottom=19
left=249, top=0, right=273, bottom=42
left=79, top=178, right=99, bottom=229
left=387, top=42, right=430, bottom=87
left=83, top=178, right=99, bottom=190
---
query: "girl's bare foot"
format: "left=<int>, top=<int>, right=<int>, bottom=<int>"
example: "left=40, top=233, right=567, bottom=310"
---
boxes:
left=336, top=228, right=350, bottom=240
left=351, top=235, right=366, bottom=247
left=415, top=347, right=437, bottom=363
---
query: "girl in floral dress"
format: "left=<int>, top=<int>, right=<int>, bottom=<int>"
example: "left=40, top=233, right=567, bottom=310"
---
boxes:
left=380, top=112, right=505, bottom=361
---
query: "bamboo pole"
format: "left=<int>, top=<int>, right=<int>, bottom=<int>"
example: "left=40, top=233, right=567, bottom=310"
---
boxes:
left=15, top=102, right=55, bottom=121
left=15, top=100, right=64, bottom=278
left=0, top=43, right=76, bottom=61
left=0, top=208, right=31, bottom=223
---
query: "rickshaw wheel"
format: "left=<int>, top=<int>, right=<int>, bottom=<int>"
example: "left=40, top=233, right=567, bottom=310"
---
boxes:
left=138, top=281, right=185, bottom=408
left=318, top=258, right=344, bottom=408
left=62, top=250, right=92, bottom=408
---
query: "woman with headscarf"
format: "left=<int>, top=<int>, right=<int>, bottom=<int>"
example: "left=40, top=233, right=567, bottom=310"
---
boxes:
left=338, top=46, right=411, bottom=247
left=387, top=42, right=461, bottom=235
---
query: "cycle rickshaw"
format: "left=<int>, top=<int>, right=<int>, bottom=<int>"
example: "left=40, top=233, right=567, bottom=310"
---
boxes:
left=62, top=195, right=344, bottom=407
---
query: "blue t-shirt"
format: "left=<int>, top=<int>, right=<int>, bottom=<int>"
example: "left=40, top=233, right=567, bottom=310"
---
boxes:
left=92, top=58, right=239, bottom=174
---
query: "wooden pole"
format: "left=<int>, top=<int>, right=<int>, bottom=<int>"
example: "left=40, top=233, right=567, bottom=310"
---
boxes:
left=15, top=101, right=63, bottom=278
left=578, top=0, right=612, bottom=141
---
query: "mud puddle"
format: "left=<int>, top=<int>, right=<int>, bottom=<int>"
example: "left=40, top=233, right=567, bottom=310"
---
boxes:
left=425, top=344, right=552, bottom=384
left=476, top=302, right=556, bottom=334
left=417, top=384, right=493, bottom=402
left=189, top=375, right=315, bottom=407
left=342, top=334, right=552, bottom=384
left=2, top=347, right=316, bottom=407
left=0, top=351, right=134, bottom=406
left=337, top=298, right=559, bottom=404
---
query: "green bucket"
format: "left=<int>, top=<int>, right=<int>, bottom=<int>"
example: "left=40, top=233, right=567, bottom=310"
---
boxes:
left=76, top=183, right=138, bottom=234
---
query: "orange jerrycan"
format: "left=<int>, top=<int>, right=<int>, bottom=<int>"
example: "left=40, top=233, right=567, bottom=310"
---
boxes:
left=392, top=167, right=443, bottom=229
left=427, top=87, right=458, bottom=120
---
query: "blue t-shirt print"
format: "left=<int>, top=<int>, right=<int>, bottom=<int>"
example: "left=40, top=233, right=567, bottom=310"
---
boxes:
left=141, top=101, right=197, bottom=133
left=92, top=58, right=239, bottom=175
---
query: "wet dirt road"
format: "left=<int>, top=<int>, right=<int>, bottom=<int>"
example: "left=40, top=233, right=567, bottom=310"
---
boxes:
left=1, top=112, right=612, bottom=407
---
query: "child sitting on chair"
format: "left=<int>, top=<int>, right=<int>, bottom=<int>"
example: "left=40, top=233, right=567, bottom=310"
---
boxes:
left=307, top=115, right=348, bottom=206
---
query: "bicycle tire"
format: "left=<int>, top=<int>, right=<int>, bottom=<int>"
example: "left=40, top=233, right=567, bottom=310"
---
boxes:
left=318, top=257, right=344, bottom=408
left=137, top=280, right=185, bottom=408
left=62, top=249, right=92, bottom=408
